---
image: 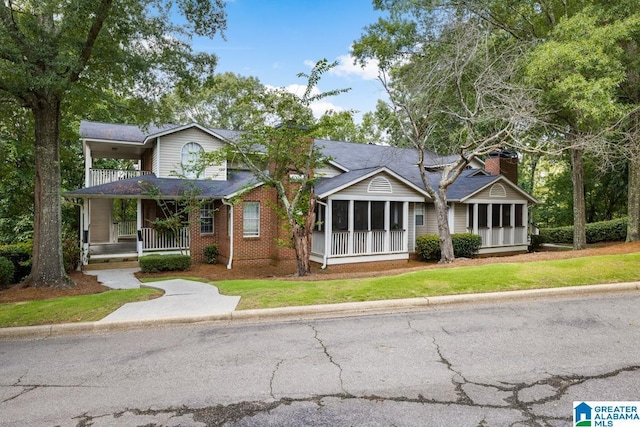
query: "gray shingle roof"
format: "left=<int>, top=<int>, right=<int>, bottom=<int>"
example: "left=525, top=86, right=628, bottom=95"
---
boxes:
left=66, top=171, right=259, bottom=199
left=74, top=121, right=535, bottom=203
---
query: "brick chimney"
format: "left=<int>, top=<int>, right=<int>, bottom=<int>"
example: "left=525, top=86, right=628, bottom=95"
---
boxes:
left=485, top=149, right=518, bottom=184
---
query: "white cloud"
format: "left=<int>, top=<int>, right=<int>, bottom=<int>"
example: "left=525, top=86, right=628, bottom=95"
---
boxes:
left=330, top=54, right=380, bottom=81
left=304, top=55, right=380, bottom=81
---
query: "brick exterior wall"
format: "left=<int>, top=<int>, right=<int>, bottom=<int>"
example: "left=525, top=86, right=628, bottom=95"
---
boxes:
left=189, top=186, right=297, bottom=268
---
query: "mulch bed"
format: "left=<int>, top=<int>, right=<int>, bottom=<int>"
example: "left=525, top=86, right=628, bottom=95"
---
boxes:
left=2, top=241, right=639, bottom=304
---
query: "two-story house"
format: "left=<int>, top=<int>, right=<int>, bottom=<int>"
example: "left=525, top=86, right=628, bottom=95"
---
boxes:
left=65, top=120, right=537, bottom=269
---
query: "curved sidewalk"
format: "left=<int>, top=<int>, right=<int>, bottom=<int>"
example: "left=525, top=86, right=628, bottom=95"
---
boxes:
left=86, top=268, right=241, bottom=323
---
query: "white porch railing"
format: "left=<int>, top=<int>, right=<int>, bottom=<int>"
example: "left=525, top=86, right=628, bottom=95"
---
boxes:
left=476, top=227, right=527, bottom=247
left=110, top=221, right=137, bottom=242
left=140, top=227, right=190, bottom=251
left=322, top=229, right=406, bottom=257
left=89, top=169, right=151, bottom=187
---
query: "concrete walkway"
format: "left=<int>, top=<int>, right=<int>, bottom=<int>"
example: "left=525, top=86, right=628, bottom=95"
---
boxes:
left=85, top=269, right=241, bottom=324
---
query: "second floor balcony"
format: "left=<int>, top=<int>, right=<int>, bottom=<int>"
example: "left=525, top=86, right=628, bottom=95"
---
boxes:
left=88, top=168, right=152, bottom=187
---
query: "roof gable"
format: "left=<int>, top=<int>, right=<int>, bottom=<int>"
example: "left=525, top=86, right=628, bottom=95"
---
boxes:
left=315, top=167, right=430, bottom=199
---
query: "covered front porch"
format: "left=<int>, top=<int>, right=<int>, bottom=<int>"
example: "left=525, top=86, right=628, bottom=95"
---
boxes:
left=80, top=197, right=192, bottom=265
left=310, top=198, right=412, bottom=266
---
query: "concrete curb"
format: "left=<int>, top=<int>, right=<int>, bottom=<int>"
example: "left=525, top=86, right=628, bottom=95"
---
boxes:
left=1, top=282, right=639, bottom=340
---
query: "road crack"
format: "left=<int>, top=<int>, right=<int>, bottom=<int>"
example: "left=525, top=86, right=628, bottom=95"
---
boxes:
left=309, top=323, right=350, bottom=396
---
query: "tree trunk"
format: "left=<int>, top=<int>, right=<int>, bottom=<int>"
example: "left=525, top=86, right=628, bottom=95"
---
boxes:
left=571, top=147, right=587, bottom=250
left=291, top=193, right=316, bottom=277
left=434, top=189, right=455, bottom=263
left=24, top=96, right=71, bottom=288
left=627, top=157, right=640, bottom=242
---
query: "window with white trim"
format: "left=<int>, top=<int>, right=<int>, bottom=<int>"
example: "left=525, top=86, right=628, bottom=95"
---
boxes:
left=243, top=202, right=260, bottom=237
left=415, top=203, right=424, bottom=226
left=181, top=142, right=204, bottom=178
left=200, top=202, right=214, bottom=234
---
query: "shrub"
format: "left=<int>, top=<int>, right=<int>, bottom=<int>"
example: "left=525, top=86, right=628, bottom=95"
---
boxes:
left=0, top=256, right=14, bottom=287
left=415, top=234, right=440, bottom=261
left=62, top=236, right=82, bottom=273
left=452, top=233, right=482, bottom=258
left=139, top=254, right=191, bottom=273
left=0, top=242, right=32, bottom=284
left=539, top=218, right=628, bottom=244
left=203, top=244, right=220, bottom=264
left=416, top=233, right=482, bottom=261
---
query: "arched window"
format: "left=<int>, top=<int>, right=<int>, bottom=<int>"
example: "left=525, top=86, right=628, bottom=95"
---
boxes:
left=489, top=183, right=506, bottom=198
left=181, top=142, right=204, bottom=178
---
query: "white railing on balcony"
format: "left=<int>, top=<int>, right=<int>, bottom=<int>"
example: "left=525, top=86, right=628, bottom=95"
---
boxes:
left=140, top=227, right=190, bottom=251
left=89, top=169, right=152, bottom=187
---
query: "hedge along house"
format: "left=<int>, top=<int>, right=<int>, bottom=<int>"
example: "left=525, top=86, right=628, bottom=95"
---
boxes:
left=65, top=121, right=537, bottom=269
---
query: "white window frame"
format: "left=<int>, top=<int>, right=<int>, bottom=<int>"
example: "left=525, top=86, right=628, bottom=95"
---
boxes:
left=415, top=203, right=424, bottom=226
left=243, top=202, right=260, bottom=237
left=200, top=202, right=214, bottom=234
left=181, top=142, right=204, bottom=179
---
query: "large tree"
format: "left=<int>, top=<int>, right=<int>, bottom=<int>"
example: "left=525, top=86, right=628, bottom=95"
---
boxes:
left=212, top=60, right=349, bottom=276
left=169, top=72, right=265, bottom=130
left=0, top=0, right=226, bottom=287
left=363, top=0, right=640, bottom=247
left=355, top=16, right=542, bottom=262
left=526, top=8, right=638, bottom=249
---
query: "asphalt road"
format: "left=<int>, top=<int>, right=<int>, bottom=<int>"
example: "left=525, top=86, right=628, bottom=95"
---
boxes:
left=1, top=291, right=639, bottom=426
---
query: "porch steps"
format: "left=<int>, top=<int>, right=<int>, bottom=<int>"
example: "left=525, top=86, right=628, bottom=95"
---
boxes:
left=85, top=258, right=140, bottom=271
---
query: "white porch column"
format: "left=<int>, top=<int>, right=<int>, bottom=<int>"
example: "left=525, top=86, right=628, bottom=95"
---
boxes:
left=84, top=143, right=92, bottom=187
left=510, top=203, right=516, bottom=244
left=347, top=200, right=354, bottom=255
left=524, top=203, right=529, bottom=243
left=325, top=199, right=333, bottom=258
left=402, top=201, right=409, bottom=251
left=136, top=199, right=143, bottom=257
left=488, top=204, right=494, bottom=247
left=384, top=201, right=390, bottom=252
left=473, top=204, right=479, bottom=234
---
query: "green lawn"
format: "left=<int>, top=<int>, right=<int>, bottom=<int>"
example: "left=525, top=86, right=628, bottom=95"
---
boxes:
left=213, top=252, right=640, bottom=309
left=0, top=288, right=160, bottom=328
left=2, top=252, right=639, bottom=328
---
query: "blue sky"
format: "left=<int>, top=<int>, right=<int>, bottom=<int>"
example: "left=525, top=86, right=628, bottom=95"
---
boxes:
left=193, top=0, right=385, bottom=121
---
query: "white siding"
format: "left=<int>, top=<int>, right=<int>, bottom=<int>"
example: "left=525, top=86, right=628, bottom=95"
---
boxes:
left=334, top=172, right=422, bottom=199
left=452, top=203, right=467, bottom=233
left=471, top=183, right=525, bottom=201
left=424, top=204, right=439, bottom=235
left=314, top=164, right=343, bottom=178
left=156, top=128, right=227, bottom=180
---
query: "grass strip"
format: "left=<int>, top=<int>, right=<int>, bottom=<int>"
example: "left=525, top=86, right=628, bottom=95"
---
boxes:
left=213, top=252, right=640, bottom=310
left=0, top=288, right=161, bottom=328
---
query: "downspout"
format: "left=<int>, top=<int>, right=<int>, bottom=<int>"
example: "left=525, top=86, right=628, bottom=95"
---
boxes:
left=223, top=199, right=234, bottom=270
